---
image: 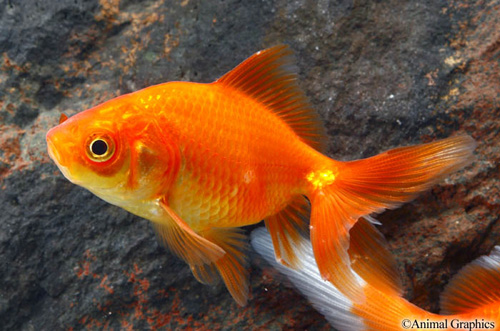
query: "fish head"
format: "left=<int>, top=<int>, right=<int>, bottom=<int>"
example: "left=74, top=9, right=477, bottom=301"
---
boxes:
left=46, top=94, right=179, bottom=206
left=46, top=99, right=132, bottom=192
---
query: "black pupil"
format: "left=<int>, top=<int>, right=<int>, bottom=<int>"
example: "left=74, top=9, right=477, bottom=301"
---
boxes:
left=91, top=140, right=108, bottom=156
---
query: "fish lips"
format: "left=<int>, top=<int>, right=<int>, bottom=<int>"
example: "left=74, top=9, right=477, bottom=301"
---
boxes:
left=46, top=127, right=78, bottom=183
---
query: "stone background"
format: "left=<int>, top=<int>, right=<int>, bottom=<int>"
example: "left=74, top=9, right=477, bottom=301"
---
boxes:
left=1, top=0, right=499, bottom=329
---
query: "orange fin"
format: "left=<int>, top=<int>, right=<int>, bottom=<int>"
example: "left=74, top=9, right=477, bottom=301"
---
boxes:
left=310, top=186, right=366, bottom=302
left=201, top=227, right=249, bottom=306
left=264, top=195, right=310, bottom=268
left=154, top=201, right=225, bottom=266
left=349, top=218, right=403, bottom=296
left=157, top=202, right=249, bottom=305
left=336, top=134, right=477, bottom=213
left=59, top=113, right=68, bottom=124
left=309, top=135, right=476, bottom=302
left=190, top=263, right=219, bottom=286
left=440, top=246, right=500, bottom=315
left=252, top=227, right=419, bottom=331
left=216, top=45, right=327, bottom=153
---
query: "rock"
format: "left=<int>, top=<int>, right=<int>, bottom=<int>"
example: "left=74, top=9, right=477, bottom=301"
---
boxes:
left=0, top=0, right=499, bottom=329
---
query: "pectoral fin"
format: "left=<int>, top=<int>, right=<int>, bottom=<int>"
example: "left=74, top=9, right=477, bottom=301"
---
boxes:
left=190, top=263, right=219, bottom=285
left=156, top=200, right=249, bottom=306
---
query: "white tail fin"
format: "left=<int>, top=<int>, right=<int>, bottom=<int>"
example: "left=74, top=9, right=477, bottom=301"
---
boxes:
left=251, top=227, right=366, bottom=331
left=252, top=226, right=500, bottom=330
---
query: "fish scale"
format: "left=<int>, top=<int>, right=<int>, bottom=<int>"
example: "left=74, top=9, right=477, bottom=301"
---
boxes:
left=156, top=82, right=318, bottom=230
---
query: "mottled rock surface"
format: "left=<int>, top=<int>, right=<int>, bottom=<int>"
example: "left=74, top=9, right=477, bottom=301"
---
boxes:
left=1, top=0, right=499, bottom=329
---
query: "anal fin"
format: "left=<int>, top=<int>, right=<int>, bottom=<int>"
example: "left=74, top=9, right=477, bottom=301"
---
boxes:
left=264, top=195, right=310, bottom=268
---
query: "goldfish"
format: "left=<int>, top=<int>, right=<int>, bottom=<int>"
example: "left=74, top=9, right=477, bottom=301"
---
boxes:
left=251, top=226, right=500, bottom=330
left=46, top=45, right=475, bottom=305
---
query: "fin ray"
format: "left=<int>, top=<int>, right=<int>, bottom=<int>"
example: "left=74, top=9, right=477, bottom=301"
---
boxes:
left=264, top=195, right=310, bottom=268
left=191, top=263, right=219, bottom=285
left=201, top=227, right=250, bottom=306
left=309, top=135, right=476, bottom=302
left=252, top=227, right=427, bottom=331
left=155, top=201, right=225, bottom=266
left=349, top=218, right=403, bottom=296
left=338, top=135, right=477, bottom=213
left=156, top=201, right=249, bottom=305
left=251, top=227, right=366, bottom=331
left=310, top=186, right=365, bottom=302
left=216, top=45, right=327, bottom=152
left=440, top=246, right=500, bottom=315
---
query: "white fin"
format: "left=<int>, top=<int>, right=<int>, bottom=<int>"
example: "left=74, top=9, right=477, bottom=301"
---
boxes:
left=251, top=227, right=365, bottom=331
left=363, top=214, right=381, bottom=226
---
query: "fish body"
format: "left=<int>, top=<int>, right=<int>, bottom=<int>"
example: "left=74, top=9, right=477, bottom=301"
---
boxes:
left=50, top=81, right=320, bottom=227
left=251, top=227, right=500, bottom=330
left=147, top=82, right=323, bottom=230
left=47, top=45, right=475, bottom=305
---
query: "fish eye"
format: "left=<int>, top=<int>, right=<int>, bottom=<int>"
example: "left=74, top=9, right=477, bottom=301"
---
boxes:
left=91, top=139, right=108, bottom=155
left=86, top=134, right=115, bottom=162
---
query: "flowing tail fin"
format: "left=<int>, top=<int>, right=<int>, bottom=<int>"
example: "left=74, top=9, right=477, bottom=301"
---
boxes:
left=308, top=135, right=476, bottom=302
left=252, top=227, right=500, bottom=330
left=440, top=246, right=500, bottom=315
left=251, top=227, right=367, bottom=330
left=251, top=225, right=421, bottom=331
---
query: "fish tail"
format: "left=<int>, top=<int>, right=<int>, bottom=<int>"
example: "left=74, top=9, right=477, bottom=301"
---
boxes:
left=307, top=135, right=476, bottom=302
left=251, top=226, right=368, bottom=330
left=251, top=226, right=422, bottom=330
left=440, top=246, right=500, bottom=315
left=252, top=227, right=500, bottom=330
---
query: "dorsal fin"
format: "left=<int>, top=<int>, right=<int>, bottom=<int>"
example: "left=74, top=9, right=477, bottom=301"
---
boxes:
left=59, top=113, right=68, bottom=124
left=216, top=45, right=327, bottom=153
left=440, top=246, right=500, bottom=315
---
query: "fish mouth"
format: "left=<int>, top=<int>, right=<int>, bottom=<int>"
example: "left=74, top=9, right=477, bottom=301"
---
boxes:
left=46, top=131, right=64, bottom=166
left=46, top=128, right=73, bottom=172
left=46, top=134, right=78, bottom=183
left=47, top=138, right=61, bottom=164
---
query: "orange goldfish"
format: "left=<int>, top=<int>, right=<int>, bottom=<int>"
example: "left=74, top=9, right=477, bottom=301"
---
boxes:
left=46, top=45, right=475, bottom=305
left=252, top=225, right=500, bottom=330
